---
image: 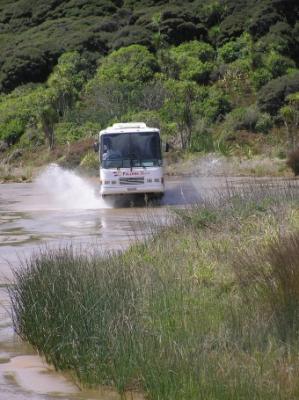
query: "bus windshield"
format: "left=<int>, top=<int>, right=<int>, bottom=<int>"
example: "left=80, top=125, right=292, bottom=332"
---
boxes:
left=101, top=132, right=162, bottom=169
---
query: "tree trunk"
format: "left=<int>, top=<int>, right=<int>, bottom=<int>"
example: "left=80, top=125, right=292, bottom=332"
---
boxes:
left=42, top=121, right=55, bottom=150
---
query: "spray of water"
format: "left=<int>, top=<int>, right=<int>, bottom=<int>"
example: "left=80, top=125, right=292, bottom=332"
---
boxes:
left=35, top=164, right=109, bottom=209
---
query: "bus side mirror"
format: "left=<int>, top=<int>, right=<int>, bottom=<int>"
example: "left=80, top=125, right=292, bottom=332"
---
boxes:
left=93, top=141, right=99, bottom=153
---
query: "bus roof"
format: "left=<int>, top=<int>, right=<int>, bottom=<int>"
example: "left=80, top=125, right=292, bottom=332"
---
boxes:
left=100, top=122, right=159, bottom=135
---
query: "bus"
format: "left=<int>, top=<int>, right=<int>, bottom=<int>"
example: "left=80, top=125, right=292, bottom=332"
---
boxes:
left=95, top=122, right=166, bottom=197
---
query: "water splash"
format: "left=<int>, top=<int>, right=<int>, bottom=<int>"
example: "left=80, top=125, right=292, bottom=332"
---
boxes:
left=35, top=164, right=108, bottom=209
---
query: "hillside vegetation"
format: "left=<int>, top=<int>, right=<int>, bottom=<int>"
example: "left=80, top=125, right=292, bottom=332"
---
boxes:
left=0, top=0, right=299, bottom=171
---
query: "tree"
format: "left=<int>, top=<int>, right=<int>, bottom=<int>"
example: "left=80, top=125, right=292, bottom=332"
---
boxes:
left=217, top=33, right=253, bottom=64
left=95, top=45, right=159, bottom=84
left=280, top=92, right=299, bottom=150
left=23, top=52, right=89, bottom=149
left=28, top=87, right=59, bottom=149
left=47, top=52, right=88, bottom=117
left=168, top=41, right=216, bottom=84
left=161, top=80, right=200, bottom=149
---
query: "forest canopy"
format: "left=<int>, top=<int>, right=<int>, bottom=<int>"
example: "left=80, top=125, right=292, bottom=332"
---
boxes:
left=0, top=0, right=298, bottom=155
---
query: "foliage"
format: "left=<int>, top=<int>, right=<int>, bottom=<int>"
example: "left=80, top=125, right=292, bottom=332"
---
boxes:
left=0, top=118, right=26, bottom=145
left=258, top=72, right=299, bottom=115
left=190, top=118, right=214, bottom=152
left=264, top=51, right=295, bottom=79
left=255, top=112, right=273, bottom=134
left=200, top=87, right=231, bottom=123
left=0, top=0, right=298, bottom=155
left=55, top=122, right=100, bottom=144
left=0, top=85, right=38, bottom=144
left=95, top=45, right=159, bottom=83
left=0, top=0, right=297, bottom=92
left=217, top=33, right=252, bottom=64
left=47, top=51, right=89, bottom=117
left=161, top=80, right=201, bottom=149
left=280, top=92, right=299, bottom=151
left=224, top=106, right=272, bottom=134
left=168, top=41, right=215, bottom=83
left=251, top=68, right=273, bottom=91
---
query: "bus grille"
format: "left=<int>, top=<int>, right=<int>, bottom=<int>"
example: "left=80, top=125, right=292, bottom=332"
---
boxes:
left=119, top=177, right=144, bottom=185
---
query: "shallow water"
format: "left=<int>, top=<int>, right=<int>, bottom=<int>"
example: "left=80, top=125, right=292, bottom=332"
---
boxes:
left=0, top=167, right=297, bottom=399
left=0, top=165, right=202, bottom=400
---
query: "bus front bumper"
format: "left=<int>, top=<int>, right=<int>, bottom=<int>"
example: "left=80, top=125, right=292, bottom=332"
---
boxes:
left=100, top=184, right=164, bottom=196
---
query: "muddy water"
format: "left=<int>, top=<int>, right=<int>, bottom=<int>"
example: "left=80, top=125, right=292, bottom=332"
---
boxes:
left=1, top=170, right=295, bottom=399
left=0, top=167, right=205, bottom=400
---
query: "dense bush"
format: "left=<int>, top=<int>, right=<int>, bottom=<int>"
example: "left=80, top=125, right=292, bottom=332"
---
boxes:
left=224, top=106, right=272, bottom=134
left=258, top=72, right=299, bottom=115
left=168, top=41, right=215, bottom=84
left=0, top=119, right=26, bottom=145
left=0, top=0, right=298, bottom=154
left=95, top=45, right=159, bottom=83
left=0, top=0, right=297, bottom=92
left=199, top=87, right=231, bottom=123
left=217, top=33, right=252, bottom=64
left=251, top=68, right=273, bottom=90
left=264, top=51, right=295, bottom=79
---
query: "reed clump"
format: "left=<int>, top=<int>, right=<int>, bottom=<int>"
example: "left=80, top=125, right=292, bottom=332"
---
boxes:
left=9, top=180, right=299, bottom=399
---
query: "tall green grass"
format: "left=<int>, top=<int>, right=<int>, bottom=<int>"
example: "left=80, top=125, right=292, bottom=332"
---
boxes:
left=9, top=180, right=299, bottom=399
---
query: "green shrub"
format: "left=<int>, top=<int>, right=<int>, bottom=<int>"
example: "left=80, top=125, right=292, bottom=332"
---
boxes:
left=55, top=122, right=99, bottom=145
left=258, top=72, right=299, bottom=115
left=159, top=8, right=208, bottom=45
left=169, top=41, right=216, bottom=84
left=264, top=51, right=295, bottom=79
left=261, top=22, right=295, bottom=55
left=217, top=34, right=252, bottom=64
left=255, top=112, right=273, bottom=133
left=224, top=106, right=272, bottom=134
left=0, top=118, right=26, bottom=145
left=96, top=45, right=159, bottom=83
left=190, top=118, right=214, bottom=152
left=251, top=68, right=273, bottom=90
left=18, top=125, right=44, bottom=148
left=200, top=87, right=231, bottom=123
left=218, top=40, right=240, bottom=63
left=170, top=41, right=215, bottom=63
left=179, top=59, right=214, bottom=83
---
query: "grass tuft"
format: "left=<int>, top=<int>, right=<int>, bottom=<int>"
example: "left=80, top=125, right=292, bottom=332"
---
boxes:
left=8, top=179, right=299, bottom=399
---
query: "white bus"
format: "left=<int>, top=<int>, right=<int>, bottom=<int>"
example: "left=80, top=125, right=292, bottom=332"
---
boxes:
left=95, top=122, right=166, bottom=198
